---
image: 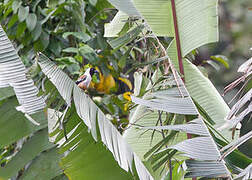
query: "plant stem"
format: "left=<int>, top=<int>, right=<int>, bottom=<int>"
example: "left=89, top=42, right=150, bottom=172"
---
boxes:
left=171, top=0, right=184, bottom=79
left=170, top=1, right=195, bottom=179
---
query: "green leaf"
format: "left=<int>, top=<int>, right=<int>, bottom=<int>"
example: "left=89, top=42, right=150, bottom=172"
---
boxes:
left=137, top=0, right=218, bottom=56
left=174, top=0, right=218, bottom=56
left=124, top=70, right=162, bottom=159
left=0, top=25, right=45, bottom=114
left=167, top=161, right=185, bottom=180
left=133, top=0, right=174, bottom=37
left=185, top=160, right=230, bottom=178
left=31, top=0, right=42, bottom=12
left=211, top=131, right=252, bottom=170
left=89, top=0, right=97, bottom=6
left=48, top=39, right=62, bottom=56
left=55, top=57, right=78, bottom=64
left=131, top=93, right=198, bottom=115
left=18, top=6, right=29, bottom=22
left=16, top=21, right=26, bottom=38
left=0, top=97, right=47, bottom=148
left=7, top=14, right=18, bottom=29
left=31, top=22, right=42, bottom=41
left=234, top=164, right=252, bottom=180
left=104, top=11, right=129, bottom=37
left=124, top=64, right=230, bottom=178
left=60, top=117, right=134, bottom=180
left=0, top=129, right=55, bottom=179
left=62, top=32, right=91, bottom=42
left=34, top=39, right=44, bottom=52
left=26, top=13, right=37, bottom=31
left=0, top=87, right=15, bottom=101
left=52, top=174, right=68, bottom=180
left=107, top=0, right=140, bottom=16
left=12, top=0, right=22, bottom=14
left=220, top=131, right=252, bottom=160
left=118, top=46, right=133, bottom=69
left=19, top=148, right=63, bottom=180
left=109, top=0, right=218, bottom=56
left=167, top=40, right=232, bottom=140
left=210, top=55, right=229, bottom=69
left=108, top=25, right=144, bottom=49
left=38, top=54, right=154, bottom=180
left=40, top=31, right=50, bottom=49
left=41, top=9, right=57, bottom=25
left=193, top=100, right=215, bottom=125
left=62, top=47, right=79, bottom=54
left=79, top=45, right=95, bottom=55
left=47, top=0, right=65, bottom=8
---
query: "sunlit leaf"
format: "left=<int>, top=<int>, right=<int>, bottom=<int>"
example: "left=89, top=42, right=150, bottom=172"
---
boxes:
left=107, top=0, right=140, bottom=16
left=26, top=13, right=37, bottom=31
left=62, top=32, right=91, bottom=43
left=109, top=0, right=218, bottom=56
left=124, top=54, right=230, bottom=178
left=104, top=11, right=129, bottom=37
left=41, top=9, right=57, bottom=25
left=234, top=164, right=252, bottom=180
left=131, top=95, right=197, bottom=115
left=38, top=54, right=154, bottom=180
left=133, top=0, right=174, bottom=37
left=38, top=54, right=74, bottom=106
left=108, top=25, right=144, bottom=49
left=238, top=57, right=252, bottom=73
left=0, top=25, right=45, bottom=114
left=18, top=6, right=29, bottom=22
left=141, top=118, right=209, bottom=136
left=220, top=131, right=252, bottom=160
left=12, top=1, right=22, bottom=14
left=185, top=160, right=230, bottom=178
left=167, top=40, right=232, bottom=140
left=62, top=47, right=79, bottom=54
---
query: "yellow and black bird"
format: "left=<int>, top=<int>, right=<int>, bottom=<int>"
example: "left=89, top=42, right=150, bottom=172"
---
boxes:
left=76, top=67, right=133, bottom=103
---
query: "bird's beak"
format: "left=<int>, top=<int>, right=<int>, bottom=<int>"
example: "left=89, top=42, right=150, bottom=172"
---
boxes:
left=75, top=78, right=85, bottom=85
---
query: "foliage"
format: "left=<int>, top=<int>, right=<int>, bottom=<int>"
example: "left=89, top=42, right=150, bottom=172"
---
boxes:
left=39, top=54, right=152, bottom=179
left=221, top=55, right=252, bottom=179
left=0, top=0, right=251, bottom=179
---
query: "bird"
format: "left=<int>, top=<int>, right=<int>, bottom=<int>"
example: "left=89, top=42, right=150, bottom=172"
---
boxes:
left=76, top=67, right=133, bottom=103
left=75, top=67, right=99, bottom=90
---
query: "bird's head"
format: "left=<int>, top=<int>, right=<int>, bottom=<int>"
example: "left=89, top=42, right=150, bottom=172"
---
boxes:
left=89, top=67, right=99, bottom=76
left=76, top=67, right=100, bottom=85
left=89, top=67, right=100, bottom=83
